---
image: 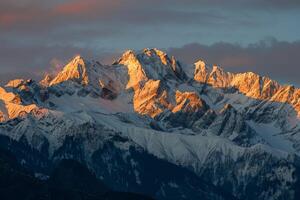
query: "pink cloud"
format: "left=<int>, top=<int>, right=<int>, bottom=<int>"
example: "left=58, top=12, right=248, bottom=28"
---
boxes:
left=0, top=13, right=18, bottom=26
left=53, top=0, right=122, bottom=16
left=54, top=0, right=98, bottom=15
left=0, top=6, right=46, bottom=27
left=0, top=1, right=124, bottom=27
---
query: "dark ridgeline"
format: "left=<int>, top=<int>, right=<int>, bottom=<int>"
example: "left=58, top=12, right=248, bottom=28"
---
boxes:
left=0, top=147, right=153, bottom=200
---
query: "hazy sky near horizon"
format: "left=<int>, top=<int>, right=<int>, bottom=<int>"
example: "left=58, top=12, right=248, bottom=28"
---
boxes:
left=0, top=0, right=300, bottom=85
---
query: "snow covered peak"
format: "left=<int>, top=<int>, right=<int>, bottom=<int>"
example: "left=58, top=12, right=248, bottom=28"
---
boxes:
left=5, top=79, right=26, bottom=88
left=142, top=48, right=169, bottom=65
left=49, top=55, right=90, bottom=86
left=193, top=60, right=282, bottom=96
left=194, top=60, right=206, bottom=69
left=194, top=60, right=211, bottom=83
left=40, top=74, right=53, bottom=87
left=192, top=60, right=300, bottom=118
left=64, top=55, right=87, bottom=71
left=116, top=50, right=147, bottom=89
left=1, top=48, right=300, bottom=125
left=116, top=49, right=187, bottom=90
left=194, top=60, right=233, bottom=87
left=0, top=86, right=38, bottom=120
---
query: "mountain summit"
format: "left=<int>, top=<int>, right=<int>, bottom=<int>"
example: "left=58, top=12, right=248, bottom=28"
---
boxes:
left=0, top=49, right=300, bottom=200
left=49, top=55, right=90, bottom=86
left=115, top=48, right=187, bottom=89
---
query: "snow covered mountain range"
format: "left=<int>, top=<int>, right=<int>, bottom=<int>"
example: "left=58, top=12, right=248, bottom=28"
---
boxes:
left=0, top=48, right=300, bottom=200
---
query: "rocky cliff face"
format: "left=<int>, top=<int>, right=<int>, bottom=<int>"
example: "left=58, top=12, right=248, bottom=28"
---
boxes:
left=0, top=49, right=300, bottom=200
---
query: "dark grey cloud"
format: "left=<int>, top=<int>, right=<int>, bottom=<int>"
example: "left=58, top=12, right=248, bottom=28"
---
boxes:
left=168, top=38, right=300, bottom=86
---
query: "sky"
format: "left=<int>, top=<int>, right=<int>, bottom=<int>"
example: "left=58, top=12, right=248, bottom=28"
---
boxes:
left=0, top=0, right=300, bottom=85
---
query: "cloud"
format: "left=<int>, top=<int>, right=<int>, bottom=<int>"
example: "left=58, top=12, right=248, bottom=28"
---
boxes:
left=168, top=38, right=300, bottom=86
left=0, top=1, right=225, bottom=28
left=1, top=0, right=299, bottom=25
left=1, top=0, right=298, bottom=46
left=4, top=0, right=294, bottom=30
